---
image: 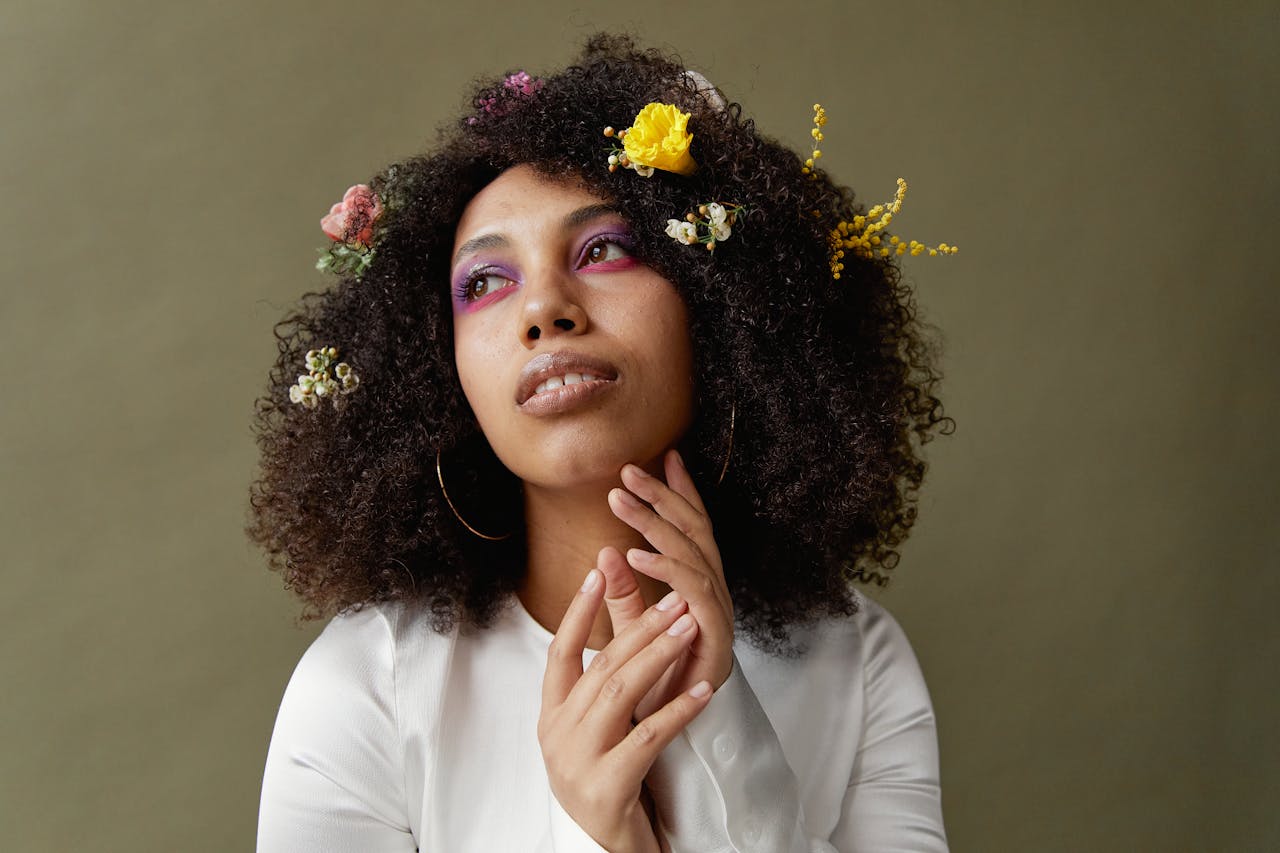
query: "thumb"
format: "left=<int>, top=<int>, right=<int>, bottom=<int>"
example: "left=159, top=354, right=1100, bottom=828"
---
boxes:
left=597, top=546, right=647, bottom=636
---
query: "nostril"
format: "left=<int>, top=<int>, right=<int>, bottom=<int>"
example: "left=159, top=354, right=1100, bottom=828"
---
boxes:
left=527, top=325, right=541, bottom=340
left=553, top=318, right=575, bottom=331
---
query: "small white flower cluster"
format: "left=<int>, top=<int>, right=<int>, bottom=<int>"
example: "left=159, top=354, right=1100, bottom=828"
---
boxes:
left=665, top=202, right=742, bottom=252
left=607, top=155, right=653, bottom=178
left=288, top=346, right=359, bottom=409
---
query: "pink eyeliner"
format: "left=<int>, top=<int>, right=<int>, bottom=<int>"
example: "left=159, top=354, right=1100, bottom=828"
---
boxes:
left=581, top=255, right=639, bottom=272
left=453, top=285, right=518, bottom=314
left=451, top=263, right=520, bottom=314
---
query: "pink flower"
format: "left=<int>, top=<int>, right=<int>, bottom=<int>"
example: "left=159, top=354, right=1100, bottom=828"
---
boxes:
left=503, top=71, right=544, bottom=96
left=468, top=71, right=545, bottom=124
left=320, top=184, right=383, bottom=246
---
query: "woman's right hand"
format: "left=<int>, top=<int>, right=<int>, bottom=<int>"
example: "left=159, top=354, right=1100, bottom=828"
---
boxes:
left=539, top=568, right=714, bottom=853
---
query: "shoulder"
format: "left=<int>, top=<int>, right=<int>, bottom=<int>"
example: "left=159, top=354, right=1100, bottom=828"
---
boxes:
left=773, top=591, right=925, bottom=668
left=846, top=592, right=935, bottom=726
left=849, top=591, right=928, bottom=675
left=271, top=600, right=454, bottom=737
left=260, top=601, right=450, bottom=846
left=286, top=603, right=402, bottom=690
left=746, top=591, right=935, bottom=720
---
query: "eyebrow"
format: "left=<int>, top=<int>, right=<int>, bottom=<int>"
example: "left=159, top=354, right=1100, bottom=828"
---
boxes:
left=451, top=203, right=622, bottom=267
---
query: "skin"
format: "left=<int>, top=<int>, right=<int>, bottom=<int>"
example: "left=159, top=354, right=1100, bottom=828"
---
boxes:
left=450, top=166, right=736, bottom=851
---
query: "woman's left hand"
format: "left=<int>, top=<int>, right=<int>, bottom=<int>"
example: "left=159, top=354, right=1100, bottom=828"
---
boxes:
left=602, top=449, right=735, bottom=718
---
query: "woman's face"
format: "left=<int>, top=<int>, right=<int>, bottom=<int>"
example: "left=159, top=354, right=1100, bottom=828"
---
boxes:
left=449, top=165, right=695, bottom=489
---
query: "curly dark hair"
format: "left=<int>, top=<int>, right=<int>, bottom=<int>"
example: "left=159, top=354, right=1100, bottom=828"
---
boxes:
left=247, top=34, right=953, bottom=652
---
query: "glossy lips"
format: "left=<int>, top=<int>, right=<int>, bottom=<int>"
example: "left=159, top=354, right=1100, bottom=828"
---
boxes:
left=516, top=351, right=618, bottom=415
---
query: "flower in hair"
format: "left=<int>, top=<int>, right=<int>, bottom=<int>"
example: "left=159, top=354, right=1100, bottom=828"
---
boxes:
left=321, top=184, right=381, bottom=246
left=317, top=184, right=383, bottom=278
left=802, top=103, right=826, bottom=178
left=604, top=102, right=696, bottom=177
left=289, top=346, right=359, bottom=409
left=800, top=104, right=957, bottom=278
left=502, top=71, right=544, bottom=96
left=828, top=178, right=957, bottom=278
left=666, top=202, right=743, bottom=252
left=468, top=70, right=545, bottom=124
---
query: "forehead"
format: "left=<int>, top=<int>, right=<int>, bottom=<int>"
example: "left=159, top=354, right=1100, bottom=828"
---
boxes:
left=453, top=165, right=607, bottom=246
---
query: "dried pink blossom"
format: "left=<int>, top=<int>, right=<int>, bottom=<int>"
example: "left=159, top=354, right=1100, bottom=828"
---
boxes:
left=503, top=71, right=544, bottom=96
left=320, top=184, right=383, bottom=247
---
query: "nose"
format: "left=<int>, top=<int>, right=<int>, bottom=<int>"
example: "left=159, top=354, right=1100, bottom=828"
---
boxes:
left=519, top=264, right=589, bottom=347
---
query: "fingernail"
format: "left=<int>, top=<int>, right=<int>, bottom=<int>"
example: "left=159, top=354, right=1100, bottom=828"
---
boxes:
left=667, top=613, right=694, bottom=636
left=580, top=570, right=600, bottom=593
left=671, top=449, right=685, bottom=469
left=656, top=590, right=682, bottom=611
left=689, top=680, right=712, bottom=699
left=613, top=488, right=641, bottom=509
left=627, top=548, right=654, bottom=565
left=627, top=464, right=652, bottom=479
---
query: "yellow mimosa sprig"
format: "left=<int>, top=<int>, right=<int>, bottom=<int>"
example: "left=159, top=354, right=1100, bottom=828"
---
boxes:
left=828, top=178, right=957, bottom=279
left=801, top=103, right=826, bottom=179
left=798, top=104, right=957, bottom=278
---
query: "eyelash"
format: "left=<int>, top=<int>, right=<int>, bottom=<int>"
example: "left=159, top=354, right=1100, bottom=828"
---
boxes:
left=455, top=268, right=512, bottom=304
left=454, top=233, right=636, bottom=304
left=580, top=233, right=636, bottom=267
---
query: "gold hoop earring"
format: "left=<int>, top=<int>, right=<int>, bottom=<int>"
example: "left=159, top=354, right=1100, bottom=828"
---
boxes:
left=716, top=403, right=735, bottom=486
left=436, top=447, right=513, bottom=541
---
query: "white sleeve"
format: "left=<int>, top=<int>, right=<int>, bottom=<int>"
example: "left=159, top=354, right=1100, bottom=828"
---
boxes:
left=644, top=600, right=947, bottom=853
left=832, top=599, right=948, bottom=852
left=257, top=608, right=418, bottom=853
left=536, top=795, right=610, bottom=853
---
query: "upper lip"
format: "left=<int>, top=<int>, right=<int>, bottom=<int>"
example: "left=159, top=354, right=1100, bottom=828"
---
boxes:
left=515, top=351, right=619, bottom=405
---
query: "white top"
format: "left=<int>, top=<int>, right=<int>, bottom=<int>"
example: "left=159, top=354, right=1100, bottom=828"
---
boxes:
left=257, top=590, right=948, bottom=852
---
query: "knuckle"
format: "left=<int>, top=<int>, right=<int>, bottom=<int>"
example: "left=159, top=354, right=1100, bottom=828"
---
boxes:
left=601, top=674, right=626, bottom=700
left=697, top=574, right=716, bottom=598
left=631, top=720, right=657, bottom=747
left=642, top=607, right=668, bottom=632
left=547, top=638, right=572, bottom=662
left=587, top=650, right=611, bottom=672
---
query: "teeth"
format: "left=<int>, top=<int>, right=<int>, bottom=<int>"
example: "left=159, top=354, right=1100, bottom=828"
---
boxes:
left=532, top=372, right=607, bottom=397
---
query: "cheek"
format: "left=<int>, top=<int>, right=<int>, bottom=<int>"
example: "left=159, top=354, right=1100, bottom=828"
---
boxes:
left=649, top=294, right=694, bottom=379
left=621, top=286, right=696, bottom=421
left=453, top=326, right=503, bottom=426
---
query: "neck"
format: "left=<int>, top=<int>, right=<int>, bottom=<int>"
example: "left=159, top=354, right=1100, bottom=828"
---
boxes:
left=518, top=475, right=669, bottom=650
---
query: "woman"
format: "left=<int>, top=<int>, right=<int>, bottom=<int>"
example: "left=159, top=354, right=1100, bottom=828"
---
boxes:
left=252, top=34, right=953, bottom=852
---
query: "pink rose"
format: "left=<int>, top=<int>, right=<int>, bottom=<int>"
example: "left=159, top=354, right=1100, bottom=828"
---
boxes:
left=320, top=184, right=383, bottom=246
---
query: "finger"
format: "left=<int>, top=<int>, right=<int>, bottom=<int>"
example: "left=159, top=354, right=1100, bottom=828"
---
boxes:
left=665, top=448, right=707, bottom=515
left=619, top=464, right=719, bottom=572
left=598, top=546, right=647, bottom=637
left=562, top=593, right=687, bottom=722
left=542, top=569, right=604, bottom=709
left=625, top=549, right=733, bottom=634
left=579, top=612, right=700, bottom=740
left=609, top=680, right=715, bottom=779
left=608, top=486, right=708, bottom=573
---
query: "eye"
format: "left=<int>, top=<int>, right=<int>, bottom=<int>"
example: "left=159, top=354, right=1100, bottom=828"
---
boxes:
left=581, top=236, right=632, bottom=267
left=460, top=270, right=515, bottom=302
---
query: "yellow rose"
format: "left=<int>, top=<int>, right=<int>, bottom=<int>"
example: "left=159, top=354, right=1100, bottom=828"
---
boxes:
left=622, top=102, right=697, bottom=176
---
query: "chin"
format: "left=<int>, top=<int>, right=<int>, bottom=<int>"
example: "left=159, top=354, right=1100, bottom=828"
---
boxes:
left=499, top=430, right=672, bottom=490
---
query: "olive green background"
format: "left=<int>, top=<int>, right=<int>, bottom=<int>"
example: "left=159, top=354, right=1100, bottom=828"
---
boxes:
left=3, top=1, right=1276, bottom=850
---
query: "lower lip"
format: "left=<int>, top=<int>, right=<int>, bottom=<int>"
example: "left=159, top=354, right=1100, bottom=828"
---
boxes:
left=519, top=379, right=617, bottom=417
